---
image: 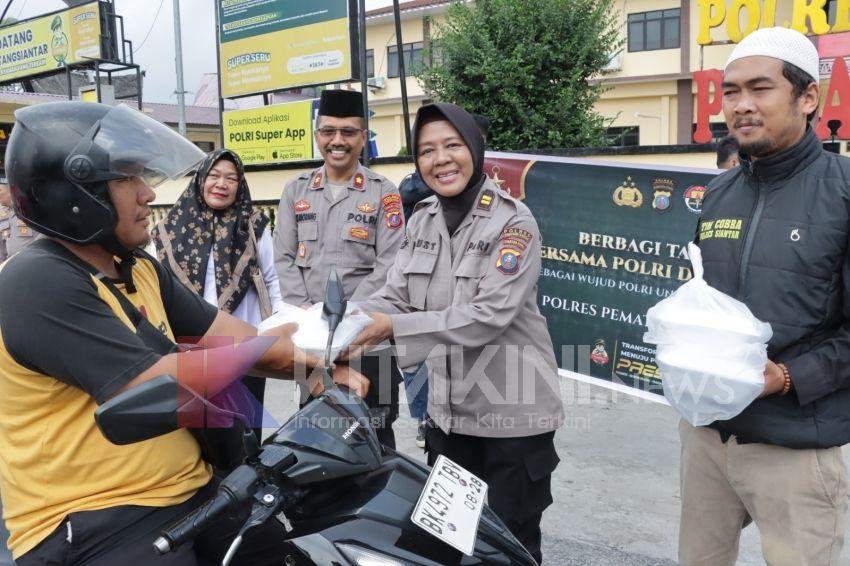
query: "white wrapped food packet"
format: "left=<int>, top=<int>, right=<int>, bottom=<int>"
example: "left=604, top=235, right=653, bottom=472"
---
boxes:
left=644, top=244, right=772, bottom=346
left=656, top=342, right=767, bottom=426
left=257, top=302, right=373, bottom=361
left=645, top=243, right=770, bottom=425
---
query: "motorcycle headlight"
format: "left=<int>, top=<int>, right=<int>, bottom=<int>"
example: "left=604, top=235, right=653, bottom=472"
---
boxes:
left=335, top=543, right=406, bottom=566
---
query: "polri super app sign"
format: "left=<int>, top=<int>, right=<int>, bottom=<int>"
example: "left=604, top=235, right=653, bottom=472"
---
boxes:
left=484, top=153, right=717, bottom=395
left=223, top=100, right=314, bottom=165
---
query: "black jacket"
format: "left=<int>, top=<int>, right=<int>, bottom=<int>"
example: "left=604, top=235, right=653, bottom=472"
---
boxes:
left=698, top=128, right=850, bottom=448
left=399, top=172, right=433, bottom=221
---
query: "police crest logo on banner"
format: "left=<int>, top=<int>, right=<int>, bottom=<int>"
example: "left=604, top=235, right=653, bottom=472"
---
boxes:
left=651, top=178, right=675, bottom=213
left=613, top=177, right=644, bottom=208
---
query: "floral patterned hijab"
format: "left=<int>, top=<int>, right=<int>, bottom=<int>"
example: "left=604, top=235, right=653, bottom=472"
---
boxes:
left=152, top=149, right=270, bottom=313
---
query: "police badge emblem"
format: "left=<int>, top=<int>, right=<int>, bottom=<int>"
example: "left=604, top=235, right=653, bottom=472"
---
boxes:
left=496, top=247, right=521, bottom=275
left=684, top=185, right=707, bottom=214
left=651, top=178, right=675, bottom=213
left=382, top=194, right=403, bottom=230
left=613, top=177, right=644, bottom=208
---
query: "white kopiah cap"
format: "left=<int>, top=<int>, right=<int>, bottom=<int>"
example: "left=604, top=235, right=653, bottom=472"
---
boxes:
left=725, top=27, right=819, bottom=85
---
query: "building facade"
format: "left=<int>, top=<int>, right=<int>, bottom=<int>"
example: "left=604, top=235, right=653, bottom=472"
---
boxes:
left=357, top=0, right=849, bottom=162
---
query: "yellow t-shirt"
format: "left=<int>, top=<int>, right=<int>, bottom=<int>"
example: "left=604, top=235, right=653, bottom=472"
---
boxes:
left=0, top=242, right=217, bottom=558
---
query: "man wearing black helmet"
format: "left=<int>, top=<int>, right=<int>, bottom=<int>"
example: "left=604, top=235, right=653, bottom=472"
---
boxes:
left=0, top=101, right=367, bottom=565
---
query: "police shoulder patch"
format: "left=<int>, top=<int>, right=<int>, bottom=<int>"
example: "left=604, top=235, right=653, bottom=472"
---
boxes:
left=499, top=226, right=533, bottom=252
left=382, top=193, right=404, bottom=230
left=496, top=247, right=521, bottom=275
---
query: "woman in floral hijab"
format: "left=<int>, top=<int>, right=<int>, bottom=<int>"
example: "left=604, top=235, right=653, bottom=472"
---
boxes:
left=152, top=148, right=283, bottom=435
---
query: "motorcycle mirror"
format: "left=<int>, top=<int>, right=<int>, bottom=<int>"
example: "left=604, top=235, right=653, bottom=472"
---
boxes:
left=322, top=265, right=346, bottom=335
left=95, top=374, right=180, bottom=444
left=320, top=266, right=347, bottom=388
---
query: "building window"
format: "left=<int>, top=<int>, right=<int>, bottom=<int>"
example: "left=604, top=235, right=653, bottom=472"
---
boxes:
left=365, top=49, right=374, bottom=78
left=387, top=41, right=425, bottom=78
left=194, top=141, right=214, bottom=152
left=605, top=126, right=639, bottom=146
left=628, top=9, right=680, bottom=52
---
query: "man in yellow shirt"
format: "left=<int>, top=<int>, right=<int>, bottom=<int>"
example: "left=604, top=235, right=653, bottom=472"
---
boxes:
left=0, top=101, right=366, bottom=565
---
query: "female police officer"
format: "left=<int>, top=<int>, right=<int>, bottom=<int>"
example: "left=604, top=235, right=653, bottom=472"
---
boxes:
left=346, top=103, right=564, bottom=563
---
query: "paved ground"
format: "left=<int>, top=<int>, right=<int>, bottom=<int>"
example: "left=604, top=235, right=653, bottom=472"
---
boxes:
left=262, top=378, right=850, bottom=565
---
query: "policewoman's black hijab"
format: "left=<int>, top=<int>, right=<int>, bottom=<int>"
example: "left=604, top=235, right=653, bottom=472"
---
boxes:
left=412, top=103, right=486, bottom=236
left=152, top=149, right=270, bottom=313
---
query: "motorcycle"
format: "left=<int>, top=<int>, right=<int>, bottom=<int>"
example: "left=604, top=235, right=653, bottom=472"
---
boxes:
left=94, top=269, right=537, bottom=566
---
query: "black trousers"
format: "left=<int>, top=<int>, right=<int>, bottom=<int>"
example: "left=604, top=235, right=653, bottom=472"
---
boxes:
left=425, top=425, right=559, bottom=564
left=16, top=478, right=290, bottom=566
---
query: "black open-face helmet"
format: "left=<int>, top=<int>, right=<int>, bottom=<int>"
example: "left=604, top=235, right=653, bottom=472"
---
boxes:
left=6, top=101, right=204, bottom=245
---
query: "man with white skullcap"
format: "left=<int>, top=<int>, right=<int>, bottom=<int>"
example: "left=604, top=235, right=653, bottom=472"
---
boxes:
left=680, top=27, right=850, bottom=565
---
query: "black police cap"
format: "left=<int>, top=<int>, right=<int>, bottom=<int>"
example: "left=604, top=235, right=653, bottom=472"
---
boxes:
left=318, top=90, right=364, bottom=118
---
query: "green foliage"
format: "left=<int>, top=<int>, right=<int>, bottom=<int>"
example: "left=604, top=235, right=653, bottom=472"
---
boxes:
left=419, top=0, right=623, bottom=150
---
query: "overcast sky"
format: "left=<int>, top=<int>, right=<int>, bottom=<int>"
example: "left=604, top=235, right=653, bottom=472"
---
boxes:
left=12, top=0, right=394, bottom=104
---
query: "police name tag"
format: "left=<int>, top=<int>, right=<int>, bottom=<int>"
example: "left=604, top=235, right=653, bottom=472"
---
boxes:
left=412, top=455, right=487, bottom=555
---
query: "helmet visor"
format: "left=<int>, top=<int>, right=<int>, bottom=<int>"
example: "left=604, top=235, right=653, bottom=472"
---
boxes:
left=82, top=104, right=205, bottom=187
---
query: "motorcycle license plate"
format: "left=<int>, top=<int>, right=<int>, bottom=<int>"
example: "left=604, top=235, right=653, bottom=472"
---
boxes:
left=411, top=455, right=487, bottom=555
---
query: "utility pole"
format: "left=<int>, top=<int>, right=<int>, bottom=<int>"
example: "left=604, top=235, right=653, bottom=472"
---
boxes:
left=172, top=0, right=187, bottom=136
left=392, top=0, right=411, bottom=155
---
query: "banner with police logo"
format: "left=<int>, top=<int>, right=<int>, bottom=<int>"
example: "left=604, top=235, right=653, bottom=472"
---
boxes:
left=222, top=100, right=314, bottom=165
left=484, top=152, right=717, bottom=397
left=217, top=0, right=359, bottom=98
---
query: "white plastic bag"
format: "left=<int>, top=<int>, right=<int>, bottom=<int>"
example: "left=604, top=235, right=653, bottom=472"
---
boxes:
left=257, top=302, right=373, bottom=361
left=644, top=243, right=771, bottom=425
left=656, top=342, right=767, bottom=426
left=644, top=244, right=772, bottom=346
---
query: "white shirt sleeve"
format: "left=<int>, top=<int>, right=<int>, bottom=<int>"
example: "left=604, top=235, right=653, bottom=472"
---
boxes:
left=258, top=227, right=284, bottom=313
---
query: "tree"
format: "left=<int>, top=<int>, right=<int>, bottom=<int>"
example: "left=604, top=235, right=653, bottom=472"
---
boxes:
left=419, top=0, right=623, bottom=150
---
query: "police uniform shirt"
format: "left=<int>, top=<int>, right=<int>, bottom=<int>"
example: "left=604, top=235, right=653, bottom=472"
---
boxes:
left=0, top=206, right=38, bottom=258
left=274, top=165, right=405, bottom=305
left=360, top=179, right=565, bottom=438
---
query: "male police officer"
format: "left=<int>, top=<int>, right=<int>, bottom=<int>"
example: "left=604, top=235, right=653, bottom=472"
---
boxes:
left=274, top=90, right=403, bottom=446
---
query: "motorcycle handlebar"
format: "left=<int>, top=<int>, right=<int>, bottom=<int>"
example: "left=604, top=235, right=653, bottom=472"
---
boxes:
left=154, top=465, right=259, bottom=554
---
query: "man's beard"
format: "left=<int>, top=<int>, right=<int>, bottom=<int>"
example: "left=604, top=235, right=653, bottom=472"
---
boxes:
left=738, top=138, right=776, bottom=158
